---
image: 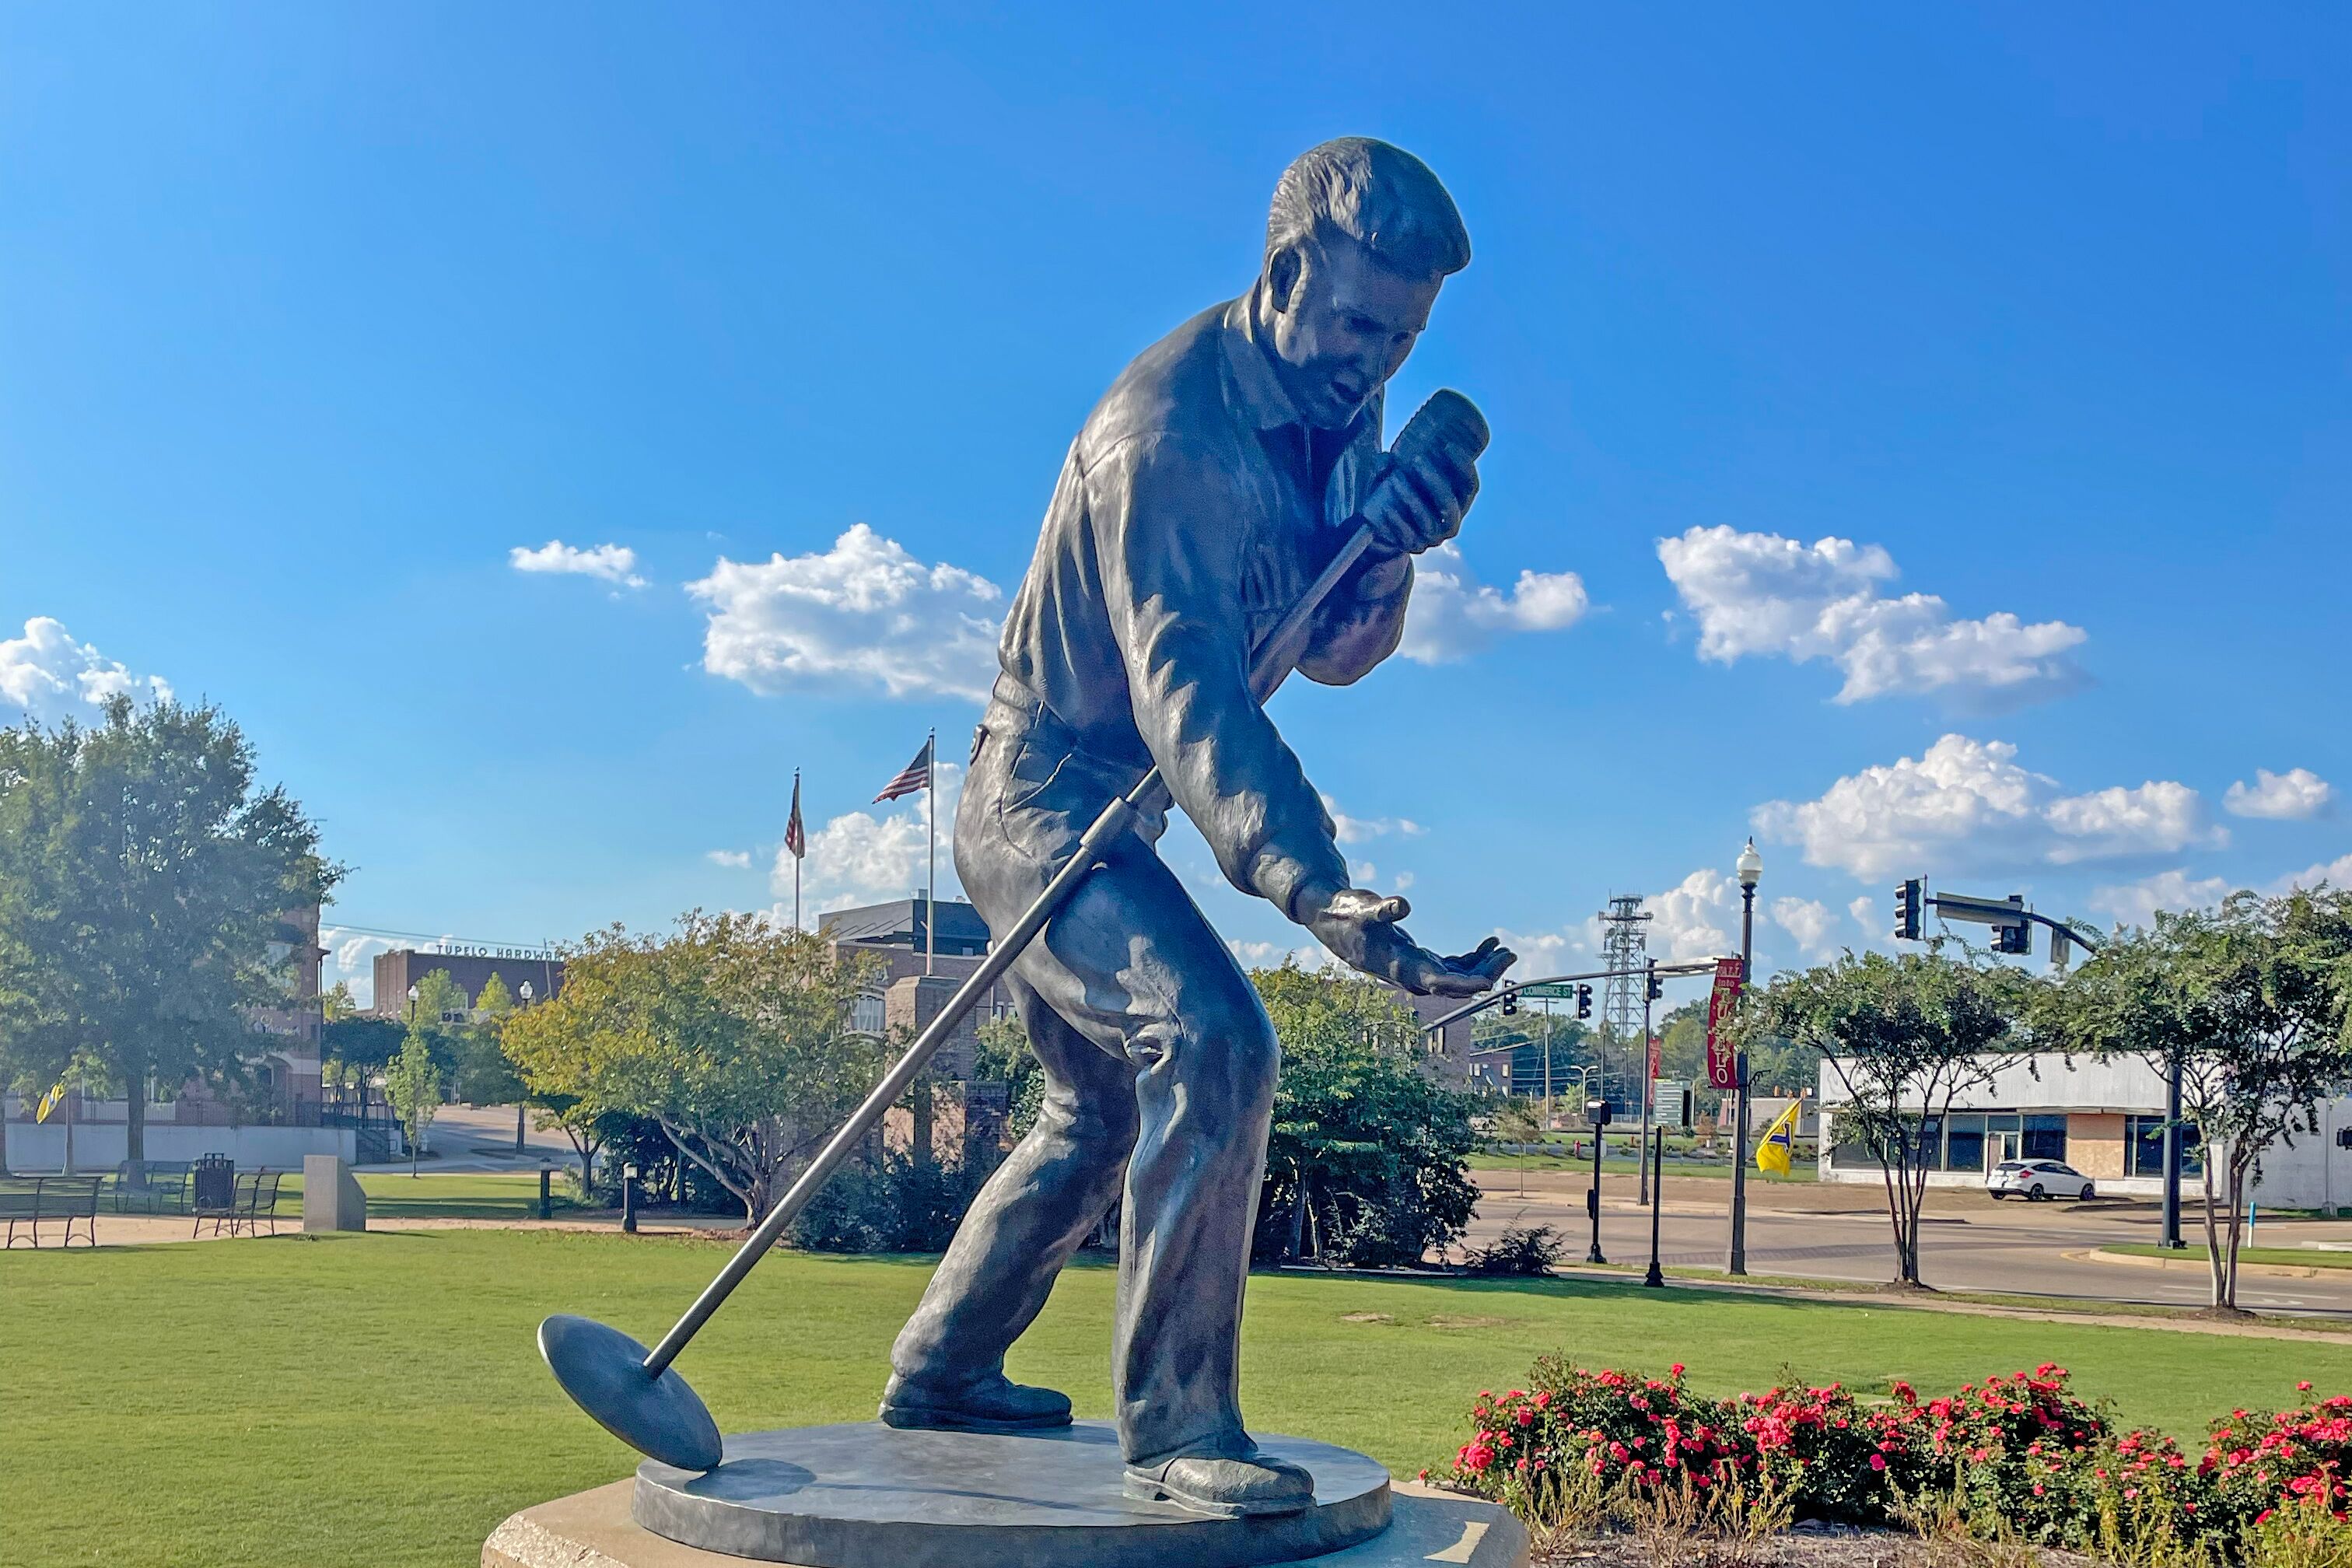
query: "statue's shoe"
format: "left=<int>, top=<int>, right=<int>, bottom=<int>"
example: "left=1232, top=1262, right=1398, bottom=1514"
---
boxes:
left=1123, top=1445, right=1315, bottom=1518
left=877, top=1370, right=1073, bottom=1433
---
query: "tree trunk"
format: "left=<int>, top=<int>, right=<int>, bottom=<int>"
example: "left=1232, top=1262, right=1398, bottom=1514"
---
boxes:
left=126, top=1086, right=146, bottom=1167
left=2200, top=1158, right=2225, bottom=1307
left=1287, top=1167, right=1307, bottom=1263
left=515, top=1102, right=525, bottom=1155
left=0, top=1103, right=10, bottom=1176
left=1878, top=1152, right=1906, bottom=1283
left=2222, top=1160, right=2250, bottom=1311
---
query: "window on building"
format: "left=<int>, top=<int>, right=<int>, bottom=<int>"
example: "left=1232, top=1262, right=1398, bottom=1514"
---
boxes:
left=1915, top=1115, right=1943, bottom=1168
left=1944, top=1113, right=1986, bottom=1172
left=850, top=992, right=887, bottom=1036
left=2023, top=1114, right=2067, bottom=1162
left=2127, top=1115, right=2203, bottom=1178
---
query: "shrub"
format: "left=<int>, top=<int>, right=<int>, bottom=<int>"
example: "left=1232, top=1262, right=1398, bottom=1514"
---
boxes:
left=786, top=1150, right=987, bottom=1253
left=1463, top=1223, right=1570, bottom=1277
left=1447, top=1360, right=1749, bottom=1530
left=1440, top=1363, right=2352, bottom=1568
left=1895, top=1364, right=2110, bottom=1545
left=2205, top=1390, right=2352, bottom=1535
left=1734, top=1377, right=1915, bottom=1522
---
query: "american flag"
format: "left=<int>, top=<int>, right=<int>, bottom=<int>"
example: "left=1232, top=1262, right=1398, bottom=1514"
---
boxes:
left=874, top=735, right=934, bottom=803
left=784, top=772, right=806, bottom=859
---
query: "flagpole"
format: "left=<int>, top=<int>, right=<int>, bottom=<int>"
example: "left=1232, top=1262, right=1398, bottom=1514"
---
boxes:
left=793, top=770, right=803, bottom=933
left=925, top=730, right=936, bottom=976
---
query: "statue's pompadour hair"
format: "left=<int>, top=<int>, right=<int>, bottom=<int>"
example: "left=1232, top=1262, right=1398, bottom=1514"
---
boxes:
left=1265, top=137, right=1470, bottom=279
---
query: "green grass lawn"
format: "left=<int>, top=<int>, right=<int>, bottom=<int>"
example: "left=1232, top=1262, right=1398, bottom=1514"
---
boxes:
left=274, top=1170, right=595, bottom=1220
left=4, top=1230, right=2346, bottom=1568
left=2106, top=1242, right=2352, bottom=1270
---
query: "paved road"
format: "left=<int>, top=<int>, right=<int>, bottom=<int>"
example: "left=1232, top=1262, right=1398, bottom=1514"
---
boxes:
left=1465, top=1169, right=2352, bottom=1316
left=362, top=1102, right=580, bottom=1174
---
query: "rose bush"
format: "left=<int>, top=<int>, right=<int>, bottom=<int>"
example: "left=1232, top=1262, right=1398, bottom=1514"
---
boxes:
left=1440, top=1361, right=2352, bottom=1565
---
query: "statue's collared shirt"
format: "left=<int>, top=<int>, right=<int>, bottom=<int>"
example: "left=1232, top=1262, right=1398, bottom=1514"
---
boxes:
left=994, top=291, right=1415, bottom=920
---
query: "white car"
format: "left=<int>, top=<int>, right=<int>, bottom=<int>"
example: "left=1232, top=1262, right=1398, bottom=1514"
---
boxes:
left=1987, top=1159, right=2095, bottom=1202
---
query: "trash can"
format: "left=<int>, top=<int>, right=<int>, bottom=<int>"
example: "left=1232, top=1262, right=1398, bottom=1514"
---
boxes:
left=193, top=1153, right=235, bottom=1213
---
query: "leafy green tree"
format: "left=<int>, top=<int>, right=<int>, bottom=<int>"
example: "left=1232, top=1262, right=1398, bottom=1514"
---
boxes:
left=453, top=971, right=523, bottom=1098
left=501, top=913, right=880, bottom=1223
left=1251, top=962, right=1479, bottom=1269
left=321, top=1013, right=404, bottom=1101
left=1736, top=947, right=2026, bottom=1287
left=384, top=1027, right=443, bottom=1175
left=0, top=698, right=338, bottom=1164
left=320, top=980, right=359, bottom=1023
left=2042, top=888, right=2352, bottom=1311
left=969, top=1014, right=1045, bottom=1143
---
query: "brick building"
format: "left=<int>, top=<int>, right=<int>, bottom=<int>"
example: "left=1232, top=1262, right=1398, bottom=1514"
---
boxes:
left=371, top=946, right=565, bottom=1020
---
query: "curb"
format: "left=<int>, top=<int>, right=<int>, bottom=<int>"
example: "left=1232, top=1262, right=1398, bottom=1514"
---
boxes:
left=2075, top=1247, right=2341, bottom=1281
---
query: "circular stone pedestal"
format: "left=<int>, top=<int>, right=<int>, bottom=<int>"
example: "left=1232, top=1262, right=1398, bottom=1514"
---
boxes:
left=632, top=1421, right=1391, bottom=1568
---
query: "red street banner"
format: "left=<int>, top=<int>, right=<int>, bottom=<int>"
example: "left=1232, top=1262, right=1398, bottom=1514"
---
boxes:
left=1648, top=1037, right=1663, bottom=1080
left=1704, top=957, right=1745, bottom=1090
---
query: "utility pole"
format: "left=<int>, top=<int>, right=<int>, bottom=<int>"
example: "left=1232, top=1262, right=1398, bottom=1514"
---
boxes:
left=1728, top=838, right=1762, bottom=1276
left=1540, top=1002, right=1553, bottom=1130
left=2162, top=1047, right=2186, bottom=1249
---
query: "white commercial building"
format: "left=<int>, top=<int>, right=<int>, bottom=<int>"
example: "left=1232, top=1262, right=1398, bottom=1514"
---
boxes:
left=1815, top=1051, right=2352, bottom=1213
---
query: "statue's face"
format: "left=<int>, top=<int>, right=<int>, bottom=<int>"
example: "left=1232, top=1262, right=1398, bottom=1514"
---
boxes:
left=1264, top=237, right=1444, bottom=430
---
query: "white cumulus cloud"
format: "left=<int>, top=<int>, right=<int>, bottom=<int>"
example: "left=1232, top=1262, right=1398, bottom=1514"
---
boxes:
left=0, top=618, right=172, bottom=725
left=1398, top=543, right=1587, bottom=663
left=772, top=762, right=964, bottom=923
left=1644, top=869, right=1741, bottom=961
left=2224, top=768, right=2334, bottom=821
left=1752, top=734, right=2224, bottom=882
left=2088, top=870, right=2233, bottom=929
left=509, top=540, right=647, bottom=587
left=1771, top=896, right=1839, bottom=958
left=691, top=524, right=1003, bottom=702
left=320, top=927, right=454, bottom=1012
left=2277, top=852, right=2352, bottom=895
left=706, top=849, right=752, bottom=869
left=1320, top=793, right=1426, bottom=845
left=1228, top=938, right=1337, bottom=971
left=1658, top=526, right=2087, bottom=705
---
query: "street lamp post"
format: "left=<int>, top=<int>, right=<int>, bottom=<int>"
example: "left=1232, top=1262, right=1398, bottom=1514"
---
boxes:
left=516, top=980, right=534, bottom=1154
left=1728, top=838, right=1762, bottom=1277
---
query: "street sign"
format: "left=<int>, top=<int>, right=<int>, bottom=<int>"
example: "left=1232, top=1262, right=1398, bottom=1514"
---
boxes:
left=1514, top=982, right=1579, bottom=999
left=1704, top=957, right=1744, bottom=1090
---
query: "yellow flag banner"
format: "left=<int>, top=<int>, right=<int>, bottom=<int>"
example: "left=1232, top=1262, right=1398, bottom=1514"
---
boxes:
left=33, top=1080, right=68, bottom=1124
left=1755, top=1101, right=1801, bottom=1175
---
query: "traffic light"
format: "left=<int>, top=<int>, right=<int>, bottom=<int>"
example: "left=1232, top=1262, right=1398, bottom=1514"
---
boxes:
left=1993, top=922, right=2032, bottom=956
left=1895, top=878, right=1923, bottom=941
left=1575, top=983, right=1593, bottom=1020
left=2049, top=927, right=2073, bottom=969
left=1645, top=962, right=1664, bottom=1003
left=1500, top=992, right=1519, bottom=1017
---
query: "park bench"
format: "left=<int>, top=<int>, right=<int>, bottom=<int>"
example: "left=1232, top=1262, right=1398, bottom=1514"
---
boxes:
left=198, top=1167, right=284, bottom=1238
left=114, top=1160, right=197, bottom=1215
left=0, top=1176, right=101, bottom=1248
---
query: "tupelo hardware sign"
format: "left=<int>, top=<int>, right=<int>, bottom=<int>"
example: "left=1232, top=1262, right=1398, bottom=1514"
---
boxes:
left=428, top=943, right=555, bottom=961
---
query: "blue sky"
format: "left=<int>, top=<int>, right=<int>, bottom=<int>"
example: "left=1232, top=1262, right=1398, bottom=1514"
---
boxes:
left=3, top=5, right=2346, bottom=1006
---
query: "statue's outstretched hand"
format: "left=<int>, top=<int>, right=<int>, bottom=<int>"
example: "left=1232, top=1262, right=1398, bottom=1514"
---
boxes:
left=1301, top=886, right=1517, bottom=998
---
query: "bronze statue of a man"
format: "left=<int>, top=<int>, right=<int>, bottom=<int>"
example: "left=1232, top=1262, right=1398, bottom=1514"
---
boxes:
left=881, top=138, right=1511, bottom=1519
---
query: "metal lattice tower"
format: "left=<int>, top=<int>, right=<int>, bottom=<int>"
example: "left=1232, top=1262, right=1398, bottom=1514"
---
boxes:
left=1598, top=895, right=1650, bottom=1111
